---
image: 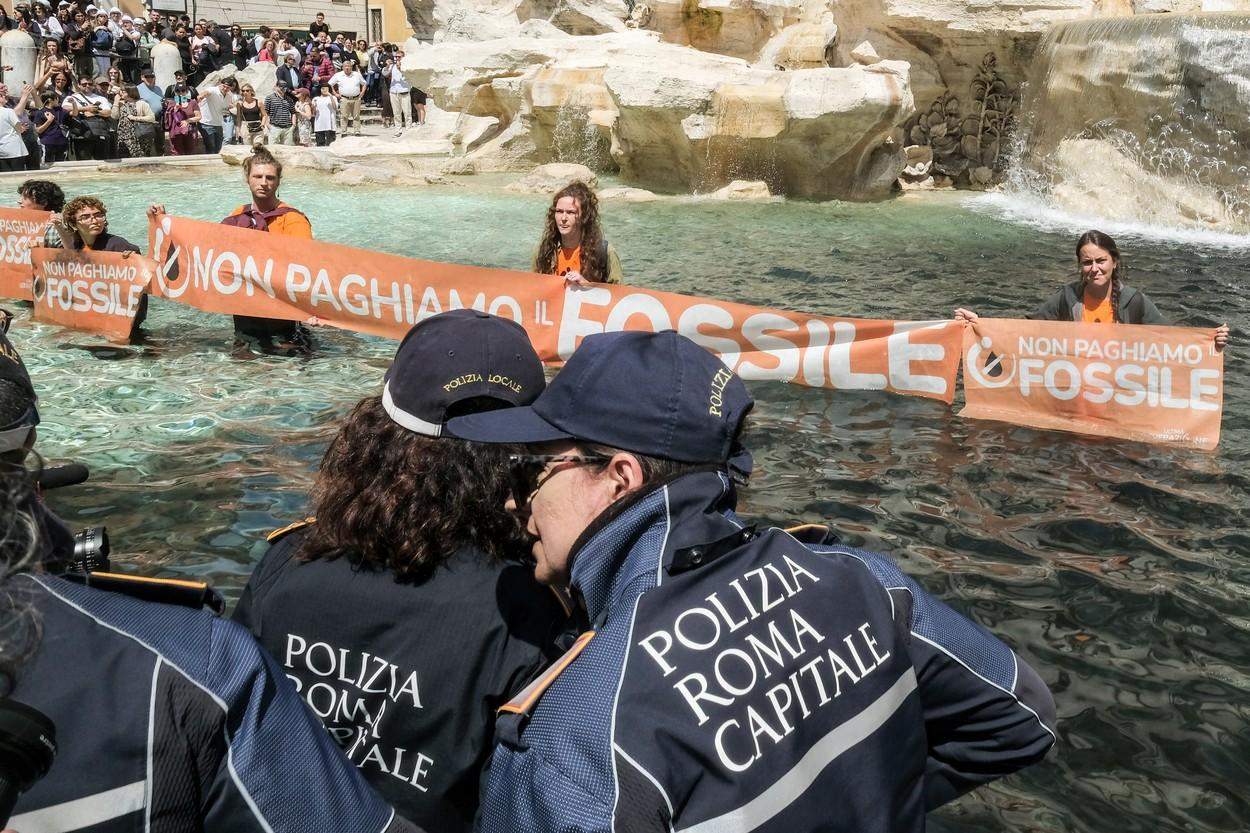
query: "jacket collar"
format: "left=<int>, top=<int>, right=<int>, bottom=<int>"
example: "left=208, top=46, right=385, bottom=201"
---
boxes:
left=568, top=469, right=742, bottom=625
left=1064, top=279, right=1139, bottom=321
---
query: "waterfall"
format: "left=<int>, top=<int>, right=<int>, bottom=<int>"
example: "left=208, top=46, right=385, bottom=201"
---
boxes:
left=1000, top=12, right=1250, bottom=237
left=695, top=80, right=784, bottom=194
left=551, top=101, right=612, bottom=171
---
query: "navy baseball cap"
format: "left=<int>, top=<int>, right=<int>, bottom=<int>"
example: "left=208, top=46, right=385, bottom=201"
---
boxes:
left=382, top=309, right=545, bottom=437
left=446, top=330, right=753, bottom=467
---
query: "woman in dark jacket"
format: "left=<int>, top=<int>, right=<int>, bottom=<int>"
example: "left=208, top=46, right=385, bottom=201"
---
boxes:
left=956, top=229, right=1229, bottom=349
left=233, top=310, right=567, bottom=833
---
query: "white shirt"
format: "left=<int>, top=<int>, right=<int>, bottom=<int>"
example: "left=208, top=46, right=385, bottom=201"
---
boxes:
left=0, top=108, right=26, bottom=159
left=198, top=88, right=228, bottom=126
left=65, top=92, right=111, bottom=116
left=312, top=95, right=336, bottom=132
left=329, top=70, right=364, bottom=97
left=388, top=65, right=410, bottom=94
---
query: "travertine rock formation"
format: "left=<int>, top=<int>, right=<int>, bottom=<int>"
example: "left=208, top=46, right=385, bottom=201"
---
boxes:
left=403, top=29, right=912, bottom=198
left=393, top=0, right=1238, bottom=198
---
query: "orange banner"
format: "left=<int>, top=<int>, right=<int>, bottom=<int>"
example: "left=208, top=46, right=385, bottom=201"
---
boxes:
left=960, top=319, right=1224, bottom=449
left=0, top=207, right=53, bottom=298
left=148, top=215, right=963, bottom=401
left=31, top=247, right=154, bottom=343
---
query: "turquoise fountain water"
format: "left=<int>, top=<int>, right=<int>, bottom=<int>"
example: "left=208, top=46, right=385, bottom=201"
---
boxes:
left=12, top=169, right=1250, bottom=832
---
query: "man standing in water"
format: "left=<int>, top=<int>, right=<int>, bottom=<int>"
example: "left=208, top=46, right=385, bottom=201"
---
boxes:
left=149, top=146, right=314, bottom=352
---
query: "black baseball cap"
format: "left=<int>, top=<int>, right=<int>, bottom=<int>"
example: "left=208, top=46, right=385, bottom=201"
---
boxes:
left=446, top=330, right=753, bottom=467
left=382, top=309, right=545, bottom=437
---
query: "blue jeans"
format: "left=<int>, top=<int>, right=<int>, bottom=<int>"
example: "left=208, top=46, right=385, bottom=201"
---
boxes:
left=200, top=124, right=224, bottom=154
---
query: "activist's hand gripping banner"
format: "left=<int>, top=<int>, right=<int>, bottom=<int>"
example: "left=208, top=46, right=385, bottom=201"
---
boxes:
left=960, top=319, right=1224, bottom=450
left=30, top=247, right=155, bottom=343
left=0, top=208, right=53, bottom=298
left=148, top=215, right=964, bottom=402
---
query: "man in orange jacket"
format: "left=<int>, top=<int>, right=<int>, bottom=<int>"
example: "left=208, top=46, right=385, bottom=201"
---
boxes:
left=149, top=146, right=314, bottom=353
left=219, top=146, right=315, bottom=351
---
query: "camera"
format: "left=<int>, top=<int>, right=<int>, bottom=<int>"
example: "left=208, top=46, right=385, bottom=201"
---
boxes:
left=67, top=526, right=110, bottom=574
left=0, top=698, right=57, bottom=826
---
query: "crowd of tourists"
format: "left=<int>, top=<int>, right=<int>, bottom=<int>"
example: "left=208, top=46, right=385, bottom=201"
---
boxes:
left=0, top=3, right=427, bottom=168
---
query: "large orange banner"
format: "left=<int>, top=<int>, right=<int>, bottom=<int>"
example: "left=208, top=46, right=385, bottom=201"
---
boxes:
left=149, top=215, right=963, bottom=402
left=30, top=247, right=154, bottom=343
left=0, top=207, right=53, bottom=298
left=960, top=319, right=1223, bottom=449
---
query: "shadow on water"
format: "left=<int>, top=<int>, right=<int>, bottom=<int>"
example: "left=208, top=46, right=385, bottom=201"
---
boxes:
left=16, top=173, right=1250, bottom=833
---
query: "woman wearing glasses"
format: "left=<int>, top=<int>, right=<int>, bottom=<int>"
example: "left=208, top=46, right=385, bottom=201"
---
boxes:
left=57, top=195, right=147, bottom=328
left=233, top=310, right=566, bottom=833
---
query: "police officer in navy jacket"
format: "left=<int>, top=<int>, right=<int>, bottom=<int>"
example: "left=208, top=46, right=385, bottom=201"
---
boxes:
left=234, top=310, right=567, bottom=833
left=447, top=330, right=1058, bottom=833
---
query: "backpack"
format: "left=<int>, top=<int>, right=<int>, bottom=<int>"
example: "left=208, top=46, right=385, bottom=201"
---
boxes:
left=114, top=34, right=136, bottom=55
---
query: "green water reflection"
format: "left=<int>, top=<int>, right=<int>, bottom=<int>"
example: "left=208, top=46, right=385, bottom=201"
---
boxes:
left=13, top=170, right=1250, bottom=833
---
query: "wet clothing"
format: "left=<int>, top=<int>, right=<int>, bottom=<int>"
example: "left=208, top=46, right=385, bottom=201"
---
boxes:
left=480, top=470, right=1057, bottom=833
left=222, top=202, right=312, bottom=342
left=9, top=572, right=420, bottom=833
left=64, top=229, right=147, bottom=335
left=533, top=237, right=623, bottom=284
left=66, top=230, right=140, bottom=254
left=1028, top=280, right=1165, bottom=325
left=233, top=524, right=567, bottom=833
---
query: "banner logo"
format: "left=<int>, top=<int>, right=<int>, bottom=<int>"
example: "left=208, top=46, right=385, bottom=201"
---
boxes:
left=964, top=334, right=1015, bottom=388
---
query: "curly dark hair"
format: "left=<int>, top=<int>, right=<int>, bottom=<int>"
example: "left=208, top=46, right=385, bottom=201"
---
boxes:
left=299, top=396, right=525, bottom=584
left=18, top=179, right=65, bottom=212
left=0, top=465, right=42, bottom=697
left=1076, top=230, right=1123, bottom=323
left=534, top=181, right=608, bottom=283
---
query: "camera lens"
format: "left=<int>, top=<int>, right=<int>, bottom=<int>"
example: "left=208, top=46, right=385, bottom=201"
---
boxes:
left=0, top=698, right=57, bottom=825
left=68, top=526, right=110, bottom=574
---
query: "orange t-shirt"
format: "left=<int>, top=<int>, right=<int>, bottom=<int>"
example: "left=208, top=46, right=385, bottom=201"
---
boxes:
left=555, top=245, right=581, bottom=277
left=1082, top=290, right=1113, bottom=324
left=225, top=202, right=313, bottom=238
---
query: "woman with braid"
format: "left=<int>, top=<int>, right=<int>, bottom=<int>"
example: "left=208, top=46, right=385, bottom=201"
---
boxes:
left=531, top=180, right=623, bottom=284
left=956, top=230, right=1230, bottom=349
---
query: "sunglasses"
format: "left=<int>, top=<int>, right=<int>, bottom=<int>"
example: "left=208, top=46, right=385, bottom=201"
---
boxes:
left=505, top=453, right=609, bottom=510
left=0, top=308, right=12, bottom=335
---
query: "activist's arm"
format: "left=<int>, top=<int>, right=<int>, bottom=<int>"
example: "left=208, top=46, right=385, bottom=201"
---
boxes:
left=841, top=548, right=1057, bottom=810
left=1024, top=287, right=1067, bottom=321
left=1138, top=292, right=1166, bottom=326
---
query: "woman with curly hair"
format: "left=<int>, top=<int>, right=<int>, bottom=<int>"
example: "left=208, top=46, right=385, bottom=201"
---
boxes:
left=955, top=230, right=1229, bottom=349
left=233, top=309, right=566, bottom=833
left=532, top=180, right=623, bottom=284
